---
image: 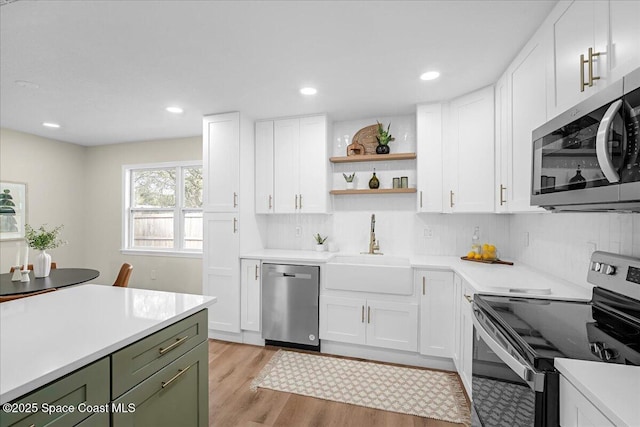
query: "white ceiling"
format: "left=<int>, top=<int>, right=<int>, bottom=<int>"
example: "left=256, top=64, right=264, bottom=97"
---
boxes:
left=0, top=0, right=557, bottom=146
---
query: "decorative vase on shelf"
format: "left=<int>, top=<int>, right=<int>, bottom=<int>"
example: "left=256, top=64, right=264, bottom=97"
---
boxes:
left=568, top=165, right=587, bottom=190
left=33, top=249, right=52, bottom=278
left=346, top=182, right=355, bottom=190
left=315, top=244, right=326, bottom=252
left=369, top=169, right=380, bottom=189
left=375, top=144, right=390, bottom=154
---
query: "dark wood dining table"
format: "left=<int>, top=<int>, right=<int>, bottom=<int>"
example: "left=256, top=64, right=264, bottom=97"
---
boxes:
left=0, top=268, right=100, bottom=296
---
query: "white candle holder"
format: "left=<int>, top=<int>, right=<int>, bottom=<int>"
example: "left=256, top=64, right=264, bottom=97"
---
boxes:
left=20, top=270, right=30, bottom=282
left=11, top=266, right=22, bottom=282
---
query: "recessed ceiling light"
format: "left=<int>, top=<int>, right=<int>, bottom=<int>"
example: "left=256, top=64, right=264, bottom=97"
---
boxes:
left=166, top=106, right=184, bottom=114
left=420, top=71, right=440, bottom=81
left=42, top=122, right=60, bottom=128
left=15, top=80, right=39, bottom=89
left=300, top=87, right=317, bottom=95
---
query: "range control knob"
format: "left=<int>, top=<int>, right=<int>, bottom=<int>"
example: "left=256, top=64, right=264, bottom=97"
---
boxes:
left=604, top=264, right=616, bottom=275
left=591, top=262, right=602, bottom=272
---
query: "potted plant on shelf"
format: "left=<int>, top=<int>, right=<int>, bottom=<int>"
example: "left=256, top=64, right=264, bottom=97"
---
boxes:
left=313, top=233, right=328, bottom=252
left=343, top=172, right=356, bottom=189
left=375, top=121, right=395, bottom=154
left=25, top=224, right=67, bottom=278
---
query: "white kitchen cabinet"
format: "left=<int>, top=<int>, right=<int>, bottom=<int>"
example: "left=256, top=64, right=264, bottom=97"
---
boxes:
left=273, top=115, right=328, bottom=213
left=203, top=213, right=240, bottom=333
left=452, top=274, right=462, bottom=371
left=319, top=295, right=418, bottom=352
left=203, top=112, right=240, bottom=212
left=240, top=259, right=261, bottom=332
left=320, top=295, right=366, bottom=345
left=255, top=121, right=274, bottom=214
left=496, top=31, right=548, bottom=213
left=417, top=270, right=454, bottom=358
left=559, top=375, right=614, bottom=427
left=459, top=279, right=474, bottom=397
left=550, top=1, right=609, bottom=116
left=445, top=86, right=495, bottom=213
left=416, top=103, right=443, bottom=212
left=608, top=0, right=640, bottom=83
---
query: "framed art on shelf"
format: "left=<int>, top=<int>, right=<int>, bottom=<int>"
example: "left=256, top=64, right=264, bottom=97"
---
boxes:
left=0, top=181, right=27, bottom=241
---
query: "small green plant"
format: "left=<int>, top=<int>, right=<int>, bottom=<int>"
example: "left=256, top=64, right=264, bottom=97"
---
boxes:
left=342, top=172, right=356, bottom=182
left=25, top=224, right=67, bottom=250
left=313, top=233, right=328, bottom=245
left=376, top=121, right=395, bottom=145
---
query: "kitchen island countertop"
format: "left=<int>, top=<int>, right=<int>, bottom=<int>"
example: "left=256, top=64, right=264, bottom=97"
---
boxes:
left=0, top=284, right=216, bottom=404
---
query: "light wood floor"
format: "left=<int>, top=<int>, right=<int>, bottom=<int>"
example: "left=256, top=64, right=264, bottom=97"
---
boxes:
left=208, top=340, right=470, bottom=427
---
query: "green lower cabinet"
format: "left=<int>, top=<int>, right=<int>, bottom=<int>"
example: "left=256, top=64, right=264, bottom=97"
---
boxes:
left=75, top=411, right=109, bottom=427
left=0, top=358, right=110, bottom=427
left=111, top=341, right=208, bottom=427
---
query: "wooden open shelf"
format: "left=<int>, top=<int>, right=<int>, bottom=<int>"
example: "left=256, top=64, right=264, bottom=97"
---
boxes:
left=330, top=188, right=417, bottom=195
left=330, top=153, right=417, bottom=163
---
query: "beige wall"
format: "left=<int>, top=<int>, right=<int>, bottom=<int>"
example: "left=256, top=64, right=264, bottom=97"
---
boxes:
left=1, top=128, right=203, bottom=295
left=0, top=128, right=87, bottom=272
left=83, top=136, right=203, bottom=294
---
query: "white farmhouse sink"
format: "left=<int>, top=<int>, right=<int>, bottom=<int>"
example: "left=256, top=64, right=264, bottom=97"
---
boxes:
left=325, top=255, right=413, bottom=295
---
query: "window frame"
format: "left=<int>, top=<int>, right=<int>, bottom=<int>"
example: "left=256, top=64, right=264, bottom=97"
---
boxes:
left=121, top=161, right=203, bottom=258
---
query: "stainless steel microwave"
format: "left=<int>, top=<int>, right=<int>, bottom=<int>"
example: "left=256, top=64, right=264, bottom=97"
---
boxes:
left=531, top=68, right=640, bottom=212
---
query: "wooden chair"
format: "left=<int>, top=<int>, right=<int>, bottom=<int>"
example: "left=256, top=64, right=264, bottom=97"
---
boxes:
left=0, top=288, right=57, bottom=303
left=113, top=263, right=133, bottom=287
left=9, top=263, right=57, bottom=273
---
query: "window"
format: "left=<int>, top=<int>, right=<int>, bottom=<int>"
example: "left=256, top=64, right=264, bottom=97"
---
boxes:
left=123, top=161, right=202, bottom=255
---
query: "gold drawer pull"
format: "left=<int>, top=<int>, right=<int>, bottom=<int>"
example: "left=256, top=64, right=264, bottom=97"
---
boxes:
left=361, top=305, right=365, bottom=323
left=159, top=335, right=189, bottom=355
left=161, top=365, right=191, bottom=389
left=464, top=294, right=472, bottom=303
left=367, top=306, right=371, bottom=324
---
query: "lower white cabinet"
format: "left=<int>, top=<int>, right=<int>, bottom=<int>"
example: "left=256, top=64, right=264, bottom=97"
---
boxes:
left=452, top=274, right=462, bottom=371
left=559, top=375, right=614, bottom=427
left=417, top=270, right=454, bottom=358
left=458, top=277, right=474, bottom=397
left=203, top=213, right=240, bottom=333
left=319, top=295, right=418, bottom=352
left=240, top=259, right=260, bottom=332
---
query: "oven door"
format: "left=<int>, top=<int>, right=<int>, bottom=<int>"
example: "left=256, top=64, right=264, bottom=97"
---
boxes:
left=472, top=308, right=558, bottom=427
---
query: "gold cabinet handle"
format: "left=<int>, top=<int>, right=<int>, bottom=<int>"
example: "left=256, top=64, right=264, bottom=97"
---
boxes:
left=464, top=294, right=472, bottom=303
left=233, top=217, right=238, bottom=233
left=588, top=47, right=600, bottom=87
left=367, top=306, right=371, bottom=324
left=580, top=53, right=587, bottom=92
left=255, top=264, right=259, bottom=281
left=361, top=305, right=365, bottom=323
left=161, top=365, right=191, bottom=389
left=233, top=192, right=238, bottom=208
left=268, top=195, right=273, bottom=210
left=295, top=194, right=298, bottom=209
left=422, top=276, right=426, bottom=295
left=450, top=190, right=455, bottom=208
left=159, top=335, right=189, bottom=355
left=500, top=185, right=506, bottom=206
left=299, top=194, right=303, bottom=209
left=420, top=191, right=423, bottom=208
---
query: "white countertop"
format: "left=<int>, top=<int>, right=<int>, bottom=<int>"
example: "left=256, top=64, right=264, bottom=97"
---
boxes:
left=241, top=250, right=592, bottom=300
left=555, top=358, right=640, bottom=427
left=0, top=284, right=216, bottom=404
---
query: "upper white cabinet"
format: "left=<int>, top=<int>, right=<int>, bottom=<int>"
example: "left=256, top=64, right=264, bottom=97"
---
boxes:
left=203, top=112, right=240, bottom=212
left=265, top=114, right=329, bottom=213
left=548, top=0, right=640, bottom=118
left=416, top=104, right=443, bottom=212
left=444, top=86, right=495, bottom=213
left=255, top=121, right=274, bottom=214
left=495, top=30, right=548, bottom=213
left=417, top=270, right=454, bottom=358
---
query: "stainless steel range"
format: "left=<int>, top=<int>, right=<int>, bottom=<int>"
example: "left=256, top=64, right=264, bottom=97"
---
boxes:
left=471, top=251, right=640, bottom=426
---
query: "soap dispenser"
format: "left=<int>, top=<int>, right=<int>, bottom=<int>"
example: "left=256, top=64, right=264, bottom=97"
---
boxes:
left=471, top=226, right=481, bottom=255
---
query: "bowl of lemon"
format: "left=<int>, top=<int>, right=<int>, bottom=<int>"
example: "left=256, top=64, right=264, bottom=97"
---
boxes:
left=462, top=243, right=511, bottom=265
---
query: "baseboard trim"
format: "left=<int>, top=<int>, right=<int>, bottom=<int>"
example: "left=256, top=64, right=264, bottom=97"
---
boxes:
left=321, top=341, right=455, bottom=371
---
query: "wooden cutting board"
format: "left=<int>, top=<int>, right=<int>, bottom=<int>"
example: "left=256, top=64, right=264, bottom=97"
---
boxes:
left=460, top=256, right=514, bottom=266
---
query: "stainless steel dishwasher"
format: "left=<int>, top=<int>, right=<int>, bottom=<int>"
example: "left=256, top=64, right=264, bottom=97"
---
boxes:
left=261, top=263, right=320, bottom=351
